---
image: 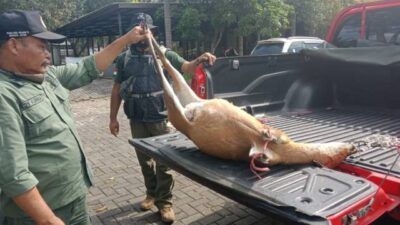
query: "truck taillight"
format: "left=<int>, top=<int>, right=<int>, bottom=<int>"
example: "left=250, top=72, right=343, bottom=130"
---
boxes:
left=191, top=64, right=207, bottom=99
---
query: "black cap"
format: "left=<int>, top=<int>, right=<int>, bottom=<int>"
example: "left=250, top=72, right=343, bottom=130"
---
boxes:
left=0, top=10, right=65, bottom=42
left=130, top=13, right=157, bottom=30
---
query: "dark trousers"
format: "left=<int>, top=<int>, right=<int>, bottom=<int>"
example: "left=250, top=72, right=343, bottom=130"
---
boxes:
left=130, top=120, right=174, bottom=209
left=3, top=195, right=90, bottom=225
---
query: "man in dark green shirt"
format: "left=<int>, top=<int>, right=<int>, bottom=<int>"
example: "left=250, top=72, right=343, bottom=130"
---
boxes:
left=109, top=13, right=216, bottom=223
left=0, top=10, right=148, bottom=225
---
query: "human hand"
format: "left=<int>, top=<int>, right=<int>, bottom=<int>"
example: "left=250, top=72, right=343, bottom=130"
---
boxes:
left=38, top=215, right=65, bottom=225
left=124, top=26, right=151, bottom=45
left=195, top=52, right=216, bottom=66
left=109, top=119, right=119, bottom=137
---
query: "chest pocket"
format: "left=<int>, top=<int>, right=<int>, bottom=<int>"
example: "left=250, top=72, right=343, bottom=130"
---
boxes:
left=54, top=86, right=71, bottom=113
left=22, top=96, right=65, bottom=139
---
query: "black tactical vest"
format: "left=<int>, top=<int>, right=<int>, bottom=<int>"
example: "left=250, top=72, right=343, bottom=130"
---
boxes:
left=120, top=52, right=166, bottom=122
left=123, top=54, right=162, bottom=93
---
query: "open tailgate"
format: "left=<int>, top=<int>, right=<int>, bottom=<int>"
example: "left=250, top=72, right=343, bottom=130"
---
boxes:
left=129, top=108, right=395, bottom=224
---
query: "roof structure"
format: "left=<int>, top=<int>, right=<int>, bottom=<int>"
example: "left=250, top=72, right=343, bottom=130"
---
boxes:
left=56, top=2, right=163, bottom=38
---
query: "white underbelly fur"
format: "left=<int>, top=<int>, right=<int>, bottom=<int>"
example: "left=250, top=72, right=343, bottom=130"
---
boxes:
left=184, top=102, right=205, bottom=121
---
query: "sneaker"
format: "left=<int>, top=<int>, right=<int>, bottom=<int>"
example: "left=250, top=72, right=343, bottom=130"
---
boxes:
left=160, top=207, right=175, bottom=223
left=140, top=196, right=155, bottom=211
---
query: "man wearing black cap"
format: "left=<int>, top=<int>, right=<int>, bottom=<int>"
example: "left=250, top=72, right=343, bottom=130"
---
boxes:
left=109, top=13, right=216, bottom=223
left=0, top=10, right=148, bottom=225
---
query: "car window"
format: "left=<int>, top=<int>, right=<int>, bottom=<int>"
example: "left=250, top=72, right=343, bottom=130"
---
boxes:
left=333, top=13, right=361, bottom=47
left=305, top=42, right=327, bottom=49
left=287, top=41, right=304, bottom=53
left=251, top=43, right=284, bottom=56
left=366, top=6, right=400, bottom=45
left=304, top=43, right=320, bottom=49
left=304, top=42, right=336, bottom=49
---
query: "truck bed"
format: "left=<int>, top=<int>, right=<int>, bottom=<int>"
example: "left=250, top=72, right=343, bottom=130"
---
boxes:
left=130, top=107, right=400, bottom=224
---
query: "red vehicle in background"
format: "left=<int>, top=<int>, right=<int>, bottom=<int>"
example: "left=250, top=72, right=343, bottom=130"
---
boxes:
left=192, top=0, right=400, bottom=99
left=326, top=0, right=400, bottom=48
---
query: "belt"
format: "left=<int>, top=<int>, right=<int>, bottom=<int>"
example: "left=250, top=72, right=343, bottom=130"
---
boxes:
left=129, top=90, right=164, bottom=98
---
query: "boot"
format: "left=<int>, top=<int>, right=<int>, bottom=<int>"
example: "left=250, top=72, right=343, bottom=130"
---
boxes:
left=160, top=207, right=175, bottom=223
left=140, top=196, right=155, bottom=211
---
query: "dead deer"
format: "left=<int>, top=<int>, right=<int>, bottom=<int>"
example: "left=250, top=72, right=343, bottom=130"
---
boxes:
left=146, top=35, right=355, bottom=174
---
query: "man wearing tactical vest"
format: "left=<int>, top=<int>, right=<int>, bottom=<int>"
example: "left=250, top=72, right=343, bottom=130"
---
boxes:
left=109, top=13, right=216, bottom=223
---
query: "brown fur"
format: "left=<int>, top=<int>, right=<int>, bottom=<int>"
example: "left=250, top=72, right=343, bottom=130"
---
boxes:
left=147, top=36, right=355, bottom=169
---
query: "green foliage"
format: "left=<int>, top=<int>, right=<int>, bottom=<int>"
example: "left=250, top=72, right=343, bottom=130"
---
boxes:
left=259, top=0, right=293, bottom=38
left=0, top=0, right=379, bottom=55
left=0, top=0, right=84, bottom=29
left=176, top=7, right=205, bottom=41
left=175, top=0, right=292, bottom=53
left=0, top=0, right=131, bottom=30
left=83, top=0, right=131, bottom=14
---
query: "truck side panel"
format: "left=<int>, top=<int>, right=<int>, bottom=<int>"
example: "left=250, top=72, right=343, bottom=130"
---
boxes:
left=204, top=54, right=304, bottom=114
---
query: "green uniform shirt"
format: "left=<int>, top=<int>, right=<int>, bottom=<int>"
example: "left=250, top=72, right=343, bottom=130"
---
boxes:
left=114, top=49, right=185, bottom=83
left=0, top=55, right=99, bottom=217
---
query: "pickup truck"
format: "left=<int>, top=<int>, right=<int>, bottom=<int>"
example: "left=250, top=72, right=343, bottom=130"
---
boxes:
left=131, top=47, right=400, bottom=225
left=130, top=1, right=400, bottom=225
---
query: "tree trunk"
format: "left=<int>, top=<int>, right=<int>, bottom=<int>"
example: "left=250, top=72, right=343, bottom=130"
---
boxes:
left=71, top=38, right=78, bottom=56
left=211, top=28, right=224, bottom=54
left=71, top=38, right=89, bottom=57
left=238, top=35, right=244, bottom=56
left=70, top=38, right=87, bottom=57
left=291, top=11, right=297, bottom=36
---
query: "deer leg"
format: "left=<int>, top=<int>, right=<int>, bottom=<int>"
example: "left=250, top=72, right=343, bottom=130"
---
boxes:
left=146, top=34, right=191, bottom=135
left=151, top=36, right=203, bottom=107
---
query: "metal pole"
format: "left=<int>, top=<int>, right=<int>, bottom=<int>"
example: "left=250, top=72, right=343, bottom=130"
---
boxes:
left=118, top=12, right=123, bottom=36
left=87, top=37, right=90, bottom=55
left=91, top=37, right=95, bottom=53
left=97, top=37, right=101, bottom=52
left=164, top=0, right=172, bottom=48
left=65, top=38, right=69, bottom=57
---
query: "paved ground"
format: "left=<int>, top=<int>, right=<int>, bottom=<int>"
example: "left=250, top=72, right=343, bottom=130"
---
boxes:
left=70, top=78, right=114, bottom=102
left=70, top=79, right=285, bottom=225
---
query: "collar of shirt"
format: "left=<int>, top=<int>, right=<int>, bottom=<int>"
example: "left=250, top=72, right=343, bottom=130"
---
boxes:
left=0, top=68, right=44, bottom=84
